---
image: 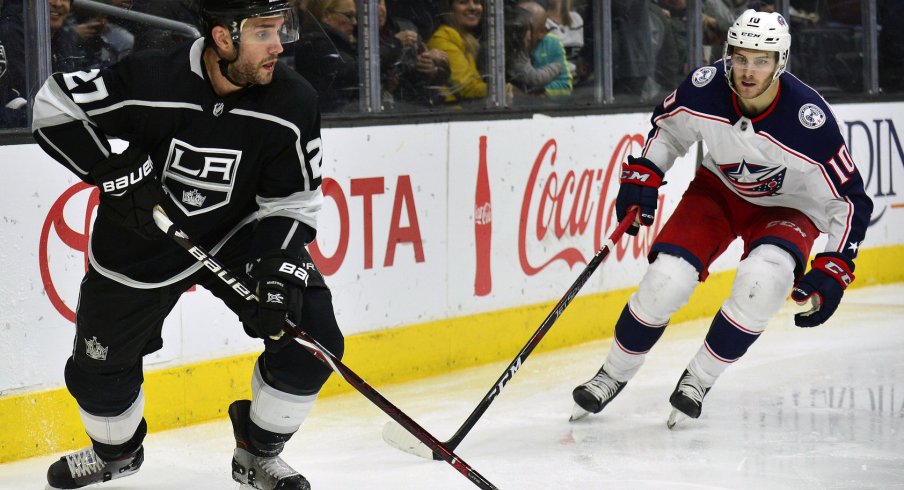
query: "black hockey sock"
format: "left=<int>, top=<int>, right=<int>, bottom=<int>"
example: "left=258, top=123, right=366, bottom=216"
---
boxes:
left=248, top=420, right=294, bottom=458
left=91, top=417, right=147, bottom=461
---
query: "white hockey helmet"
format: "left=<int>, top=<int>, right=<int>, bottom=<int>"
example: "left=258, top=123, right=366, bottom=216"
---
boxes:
left=723, top=9, right=791, bottom=83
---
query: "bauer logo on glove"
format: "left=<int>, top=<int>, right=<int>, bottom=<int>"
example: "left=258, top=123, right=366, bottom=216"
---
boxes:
left=277, top=262, right=310, bottom=285
left=99, top=159, right=155, bottom=196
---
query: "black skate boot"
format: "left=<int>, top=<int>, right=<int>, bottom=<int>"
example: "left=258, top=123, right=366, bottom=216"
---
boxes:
left=229, top=399, right=310, bottom=490
left=667, top=369, right=711, bottom=429
left=46, top=445, right=144, bottom=489
left=570, top=365, right=627, bottom=421
left=46, top=418, right=146, bottom=489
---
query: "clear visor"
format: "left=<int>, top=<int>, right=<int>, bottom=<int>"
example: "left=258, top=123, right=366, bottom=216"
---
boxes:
left=727, top=52, right=777, bottom=73
left=237, top=9, right=300, bottom=45
left=723, top=44, right=782, bottom=80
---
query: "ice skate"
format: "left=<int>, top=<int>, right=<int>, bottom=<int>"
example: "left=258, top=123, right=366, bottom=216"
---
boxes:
left=229, top=400, right=310, bottom=490
left=45, top=445, right=143, bottom=489
left=667, top=369, right=711, bottom=429
left=570, top=365, right=627, bottom=421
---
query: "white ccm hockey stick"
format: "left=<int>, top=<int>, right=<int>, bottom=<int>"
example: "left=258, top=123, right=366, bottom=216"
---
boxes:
left=151, top=206, right=499, bottom=490
left=382, top=209, right=639, bottom=459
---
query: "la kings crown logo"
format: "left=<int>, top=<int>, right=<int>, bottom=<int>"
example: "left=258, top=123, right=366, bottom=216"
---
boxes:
left=162, top=139, right=242, bottom=216
left=84, top=336, right=108, bottom=361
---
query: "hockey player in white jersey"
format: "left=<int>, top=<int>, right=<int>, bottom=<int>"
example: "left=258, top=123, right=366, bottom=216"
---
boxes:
left=571, top=10, right=873, bottom=427
left=32, top=1, right=340, bottom=489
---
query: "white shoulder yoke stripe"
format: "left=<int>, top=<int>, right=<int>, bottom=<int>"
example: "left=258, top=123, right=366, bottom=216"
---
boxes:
left=229, top=108, right=311, bottom=190
left=87, top=100, right=204, bottom=117
left=190, top=37, right=206, bottom=79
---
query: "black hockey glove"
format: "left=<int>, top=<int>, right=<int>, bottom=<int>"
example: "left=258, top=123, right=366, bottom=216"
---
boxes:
left=790, top=252, right=855, bottom=328
left=616, top=156, right=664, bottom=236
left=247, top=251, right=315, bottom=340
left=91, top=145, right=166, bottom=240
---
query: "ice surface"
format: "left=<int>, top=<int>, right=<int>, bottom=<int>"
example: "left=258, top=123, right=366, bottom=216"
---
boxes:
left=2, top=284, right=902, bottom=489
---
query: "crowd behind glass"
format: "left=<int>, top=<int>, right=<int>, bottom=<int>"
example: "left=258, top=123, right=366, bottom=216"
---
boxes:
left=1, top=0, right=902, bottom=130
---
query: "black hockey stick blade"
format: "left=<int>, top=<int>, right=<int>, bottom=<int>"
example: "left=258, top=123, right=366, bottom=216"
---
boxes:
left=151, top=206, right=499, bottom=490
left=382, top=209, right=639, bottom=459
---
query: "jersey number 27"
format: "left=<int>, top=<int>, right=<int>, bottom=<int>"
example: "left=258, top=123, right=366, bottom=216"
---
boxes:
left=62, top=70, right=110, bottom=105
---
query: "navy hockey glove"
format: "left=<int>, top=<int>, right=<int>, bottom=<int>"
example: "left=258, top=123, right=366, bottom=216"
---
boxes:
left=248, top=252, right=314, bottom=340
left=91, top=145, right=166, bottom=240
left=791, top=252, right=855, bottom=328
left=616, top=156, right=664, bottom=236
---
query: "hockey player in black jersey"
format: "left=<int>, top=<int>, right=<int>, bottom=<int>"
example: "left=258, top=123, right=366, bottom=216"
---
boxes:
left=571, top=10, right=873, bottom=428
left=32, top=1, right=340, bottom=489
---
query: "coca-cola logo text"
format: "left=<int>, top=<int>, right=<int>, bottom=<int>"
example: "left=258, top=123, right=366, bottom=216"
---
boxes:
left=519, top=134, right=664, bottom=275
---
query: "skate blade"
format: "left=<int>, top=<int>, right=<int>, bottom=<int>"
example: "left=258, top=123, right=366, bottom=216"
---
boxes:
left=569, top=403, right=591, bottom=422
left=667, top=408, right=689, bottom=430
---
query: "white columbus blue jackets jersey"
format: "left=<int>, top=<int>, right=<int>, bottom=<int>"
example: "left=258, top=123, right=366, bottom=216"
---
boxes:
left=642, top=61, right=872, bottom=265
left=32, top=38, right=324, bottom=287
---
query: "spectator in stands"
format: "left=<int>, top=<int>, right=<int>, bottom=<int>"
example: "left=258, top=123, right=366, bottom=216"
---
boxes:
left=70, top=1, right=135, bottom=69
left=701, top=0, right=746, bottom=62
left=388, top=0, right=440, bottom=44
left=658, top=0, right=739, bottom=78
left=519, top=0, right=572, bottom=97
left=545, top=0, right=585, bottom=83
left=0, top=0, right=25, bottom=96
left=295, top=0, right=360, bottom=112
left=126, top=0, right=199, bottom=53
left=1, top=37, right=27, bottom=128
left=612, top=0, right=660, bottom=101
left=650, top=0, right=683, bottom=91
left=505, top=4, right=561, bottom=97
left=428, top=0, right=487, bottom=105
left=48, top=0, right=89, bottom=73
left=379, top=0, right=450, bottom=109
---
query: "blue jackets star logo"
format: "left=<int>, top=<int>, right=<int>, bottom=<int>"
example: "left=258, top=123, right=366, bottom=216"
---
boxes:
left=717, top=160, right=787, bottom=197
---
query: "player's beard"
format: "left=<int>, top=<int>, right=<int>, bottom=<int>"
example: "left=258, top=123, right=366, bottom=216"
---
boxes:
left=733, top=72, right=772, bottom=100
left=229, top=56, right=276, bottom=86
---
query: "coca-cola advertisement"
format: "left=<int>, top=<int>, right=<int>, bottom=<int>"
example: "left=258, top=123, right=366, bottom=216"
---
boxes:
left=1, top=104, right=901, bottom=393
left=446, top=115, right=700, bottom=314
left=474, top=135, right=492, bottom=296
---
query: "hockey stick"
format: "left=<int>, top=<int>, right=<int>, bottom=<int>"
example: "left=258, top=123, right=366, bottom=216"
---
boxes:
left=151, top=206, right=498, bottom=490
left=382, top=209, right=638, bottom=459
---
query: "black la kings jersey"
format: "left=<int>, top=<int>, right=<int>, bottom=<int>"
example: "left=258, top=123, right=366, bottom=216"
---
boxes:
left=32, top=38, right=324, bottom=287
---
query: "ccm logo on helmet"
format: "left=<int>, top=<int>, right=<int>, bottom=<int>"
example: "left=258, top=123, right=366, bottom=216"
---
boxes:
left=100, top=160, right=154, bottom=194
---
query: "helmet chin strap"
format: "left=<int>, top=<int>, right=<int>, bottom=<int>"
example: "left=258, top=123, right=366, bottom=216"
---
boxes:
left=215, top=45, right=255, bottom=89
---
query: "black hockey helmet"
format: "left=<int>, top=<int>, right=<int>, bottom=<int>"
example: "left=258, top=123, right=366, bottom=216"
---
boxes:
left=199, top=0, right=299, bottom=45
